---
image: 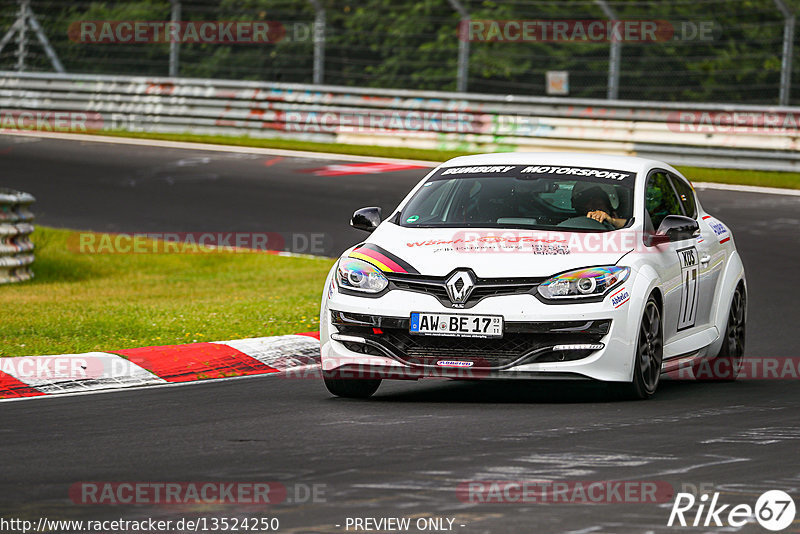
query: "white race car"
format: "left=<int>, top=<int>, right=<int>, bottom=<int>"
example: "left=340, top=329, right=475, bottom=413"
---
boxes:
left=320, top=153, right=746, bottom=399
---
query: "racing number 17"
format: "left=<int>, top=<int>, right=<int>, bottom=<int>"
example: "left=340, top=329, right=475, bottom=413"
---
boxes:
left=677, top=247, right=699, bottom=331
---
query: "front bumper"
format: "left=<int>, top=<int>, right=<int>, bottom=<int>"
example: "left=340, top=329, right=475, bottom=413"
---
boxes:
left=321, top=288, right=639, bottom=383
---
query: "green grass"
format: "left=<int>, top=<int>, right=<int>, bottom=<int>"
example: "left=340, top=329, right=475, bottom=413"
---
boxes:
left=98, top=130, right=800, bottom=190
left=0, top=227, right=334, bottom=357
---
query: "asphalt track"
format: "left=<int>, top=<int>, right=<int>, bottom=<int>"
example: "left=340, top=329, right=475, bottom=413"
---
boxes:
left=1, top=134, right=799, bottom=533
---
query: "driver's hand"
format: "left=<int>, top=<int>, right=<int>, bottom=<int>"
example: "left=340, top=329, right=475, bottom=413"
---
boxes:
left=587, top=210, right=610, bottom=223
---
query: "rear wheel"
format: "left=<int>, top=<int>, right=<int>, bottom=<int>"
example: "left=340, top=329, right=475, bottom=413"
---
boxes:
left=623, top=296, right=663, bottom=399
left=695, top=285, right=745, bottom=381
left=323, top=372, right=381, bottom=398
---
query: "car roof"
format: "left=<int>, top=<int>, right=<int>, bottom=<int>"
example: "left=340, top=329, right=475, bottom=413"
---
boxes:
left=439, top=152, right=671, bottom=176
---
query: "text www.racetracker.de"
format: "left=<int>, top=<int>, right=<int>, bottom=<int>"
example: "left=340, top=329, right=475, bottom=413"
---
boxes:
left=0, top=516, right=280, bottom=533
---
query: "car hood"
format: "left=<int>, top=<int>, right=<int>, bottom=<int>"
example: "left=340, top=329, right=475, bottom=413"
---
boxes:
left=354, top=223, right=634, bottom=278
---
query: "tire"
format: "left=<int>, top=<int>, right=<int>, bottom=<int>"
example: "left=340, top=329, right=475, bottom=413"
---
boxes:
left=323, top=372, right=381, bottom=399
left=694, top=285, right=745, bottom=381
left=621, top=296, right=663, bottom=400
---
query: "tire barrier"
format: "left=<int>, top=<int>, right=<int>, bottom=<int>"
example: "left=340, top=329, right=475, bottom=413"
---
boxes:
left=0, top=188, right=35, bottom=284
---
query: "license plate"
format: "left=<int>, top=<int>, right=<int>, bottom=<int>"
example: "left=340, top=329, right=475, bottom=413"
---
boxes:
left=409, top=312, right=503, bottom=338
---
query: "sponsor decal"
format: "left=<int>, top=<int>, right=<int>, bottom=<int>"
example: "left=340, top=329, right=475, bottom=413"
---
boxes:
left=436, top=360, right=474, bottom=368
left=349, top=243, right=419, bottom=274
left=676, top=246, right=699, bottom=331
left=707, top=219, right=728, bottom=240
left=407, top=232, right=571, bottom=255
left=405, top=231, right=663, bottom=255
left=519, top=165, right=634, bottom=181
left=610, top=287, right=630, bottom=308
left=435, top=165, right=634, bottom=182
left=441, top=165, right=516, bottom=175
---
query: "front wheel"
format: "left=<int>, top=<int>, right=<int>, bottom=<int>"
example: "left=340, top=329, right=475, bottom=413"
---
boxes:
left=620, top=296, right=663, bottom=400
left=323, top=371, right=381, bottom=399
left=695, top=285, right=745, bottom=381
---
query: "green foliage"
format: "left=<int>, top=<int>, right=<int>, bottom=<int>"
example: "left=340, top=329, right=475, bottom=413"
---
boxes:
left=1, top=0, right=796, bottom=103
left=0, top=226, right=334, bottom=357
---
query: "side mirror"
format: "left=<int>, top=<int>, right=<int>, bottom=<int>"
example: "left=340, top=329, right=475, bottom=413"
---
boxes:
left=351, top=207, right=381, bottom=233
left=645, top=215, right=699, bottom=246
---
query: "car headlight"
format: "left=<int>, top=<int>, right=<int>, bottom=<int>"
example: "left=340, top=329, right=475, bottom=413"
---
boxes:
left=336, top=257, right=389, bottom=294
left=538, top=266, right=630, bottom=300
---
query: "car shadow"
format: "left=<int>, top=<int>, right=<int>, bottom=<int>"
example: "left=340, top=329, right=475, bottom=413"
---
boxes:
left=362, top=377, right=736, bottom=404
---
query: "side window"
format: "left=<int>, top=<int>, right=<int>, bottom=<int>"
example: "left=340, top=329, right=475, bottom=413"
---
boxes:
left=645, top=172, right=684, bottom=231
left=669, top=175, right=697, bottom=219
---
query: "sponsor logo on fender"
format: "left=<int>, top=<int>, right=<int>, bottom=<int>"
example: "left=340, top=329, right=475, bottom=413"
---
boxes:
left=611, top=289, right=630, bottom=308
left=708, top=221, right=727, bottom=237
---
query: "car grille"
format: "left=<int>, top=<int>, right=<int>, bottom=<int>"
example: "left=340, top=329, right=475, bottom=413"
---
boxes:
left=332, top=314, right=610, bottom=369
left=386, top=273, right=545, bottom=308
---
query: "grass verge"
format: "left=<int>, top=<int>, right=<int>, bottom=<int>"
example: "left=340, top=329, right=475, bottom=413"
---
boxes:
left=0, top=226, right=334, bottom=358
left=98, top=130, right=800, bottom=190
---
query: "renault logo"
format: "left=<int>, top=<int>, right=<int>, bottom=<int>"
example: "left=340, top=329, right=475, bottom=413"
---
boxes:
left=446, top=270, right=476, bottom=304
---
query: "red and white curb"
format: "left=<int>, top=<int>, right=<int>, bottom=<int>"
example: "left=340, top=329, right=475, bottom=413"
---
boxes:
left=0, top=332, right=320, bottom=402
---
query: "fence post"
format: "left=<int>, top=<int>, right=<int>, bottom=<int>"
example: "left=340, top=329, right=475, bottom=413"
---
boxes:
left=774, top=0, right=794, bottom=106
left=595, top=0, right=620, bottom=100
left=447, top=0, right=470, bottom=92
left=169, top=0, right=181, bottom=77
left=308, top=0, right=325, bottom=84
left=0, top=0, right=64, bottom=72
left=15, top=0, right=29, bottom=72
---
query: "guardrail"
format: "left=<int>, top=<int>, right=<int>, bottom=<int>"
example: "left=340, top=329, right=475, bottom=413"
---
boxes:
left=0, top=188, right=35, bottom=284
left=1, top=71, right=799, bottom=171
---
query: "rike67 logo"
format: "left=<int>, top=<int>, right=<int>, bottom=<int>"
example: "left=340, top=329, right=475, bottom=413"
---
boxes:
left=668, top=490, right=796, bottom=531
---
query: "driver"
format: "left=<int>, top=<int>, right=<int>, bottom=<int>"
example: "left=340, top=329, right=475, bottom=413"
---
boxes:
left=572, top=186, right=627, bottom=229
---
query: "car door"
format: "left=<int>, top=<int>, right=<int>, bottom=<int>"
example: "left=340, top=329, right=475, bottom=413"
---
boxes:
left=668, top=172, right=722, bottom=330
left=644, top=170, right=700, bottom=344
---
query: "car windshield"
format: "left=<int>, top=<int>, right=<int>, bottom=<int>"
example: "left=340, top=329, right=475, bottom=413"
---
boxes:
left=399, top=164, right=636, bottom=232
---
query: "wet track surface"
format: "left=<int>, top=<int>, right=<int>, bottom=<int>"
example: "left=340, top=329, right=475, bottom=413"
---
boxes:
left=1, top=134, right=799, bottom=533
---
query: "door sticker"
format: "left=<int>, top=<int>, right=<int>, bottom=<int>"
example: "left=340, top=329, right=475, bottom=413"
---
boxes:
left=677, top=246, right=699, bottom=331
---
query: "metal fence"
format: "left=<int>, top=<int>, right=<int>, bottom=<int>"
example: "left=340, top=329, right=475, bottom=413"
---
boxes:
left=0, top=0, right=798, bottom=106
left=1, top=71, right=799, bottom=171
left=0, top=188, right=34, bottom=284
